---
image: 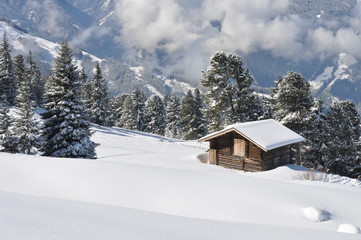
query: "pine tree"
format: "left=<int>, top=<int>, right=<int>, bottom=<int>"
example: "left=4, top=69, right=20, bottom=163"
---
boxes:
left=0, top=33, right=16, bottom=106
left=338, top=100, right=361, bottom=141
left=5, top=54, right=39, bottom=154
left=0, top=101, right=11, bottom=151
left=180, top=89, right=207, bottom=140
left=192, top=88, right=208, bottom=138
left=163, top=94, right=171, bottom=110
left=111, top=94, right=128, bottom=127
left=272, top=71, right=314, bottom=163
left=144, top=95, right=165, bottom=135
left=301, top=99, right=327, bottom=169
left=120, top=94, right=138, bottom=130
left=201, top=52, right=258, bottom=131
left=79, top=68, right=93, bottom=122
left=89, top=62, right=109, bottom=126
left=272, top=72, right=313, bottom=124
left=118, top=90, right=146, bottom=131
left=41, top=41, right=96, bottom=158
left=132, top=89, right=146, bottom=131
left=165, top=95, right=181, bottom=138
left=27, top=51, right=44, bottom=107
left=259, top=96, right=273, bottom=120
left=323, top=101, right=360, bottom=176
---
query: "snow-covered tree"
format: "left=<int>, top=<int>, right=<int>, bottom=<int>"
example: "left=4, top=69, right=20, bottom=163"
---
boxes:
left=27, top=51, right=44, bottom=107
left=80, top=68, right=92, bottom=112
left=111, top=94, right=128, bottom=127
left=301, top=99, right=327, bottom=169
left=120, top=94, right=138, bottom=130
left=192, top=88, right=208, bottom=138
left=4, top=54, right=39, bottom=154
left=323, top=100, right=360, bottom=176
left=201, top=52, right=259, bottom=131
left=180, top=89, right=207, bottom=140
left=118, top=89, right=146, bottom=131
left=258, top=96, right=273, bottom=120
left=0, top=101, right=11, bottom=150
left=0, top=33, right=16, bottom=106
left=272, top=72, right=314, bottom=163
left=163, top=94, right=171, bottom=110
left=165, top=95, right=181, bottom=138
left=144, top=95, right=165, bottom=135
left=41, top=41, right=96, bottom=159
left=272, top=72, right=313, bottom=125
left=132, top=89, right=146, bottom=131
left=13, top=54, right=27, bottom=106
left=89, top=62, right=109, bottom=126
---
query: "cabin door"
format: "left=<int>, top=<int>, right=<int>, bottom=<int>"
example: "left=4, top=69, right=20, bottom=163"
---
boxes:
left=209, top=149, right=217, bottom=165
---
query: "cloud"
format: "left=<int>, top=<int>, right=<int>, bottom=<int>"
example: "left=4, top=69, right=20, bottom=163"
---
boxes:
left=113, top=0, right=361, bottom=80
left=38, top=0, right=68, bottom=39
left=70, top=25, right=110, bottom=47
left=115, top=0, right=199, bottom=53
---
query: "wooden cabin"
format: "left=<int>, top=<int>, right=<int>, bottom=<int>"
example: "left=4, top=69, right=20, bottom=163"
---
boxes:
left=198, top=119, right=304, bottom=172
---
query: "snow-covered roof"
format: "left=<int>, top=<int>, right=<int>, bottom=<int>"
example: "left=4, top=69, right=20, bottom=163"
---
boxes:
left=198, top=119, right=304, bottom=151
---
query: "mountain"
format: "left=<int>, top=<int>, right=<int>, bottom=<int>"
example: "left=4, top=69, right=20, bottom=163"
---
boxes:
left=0, top=20, right=195, bottom=97
left=289, top=0, right=357, bottom=20
left=1, top=0, right=361, bottom=108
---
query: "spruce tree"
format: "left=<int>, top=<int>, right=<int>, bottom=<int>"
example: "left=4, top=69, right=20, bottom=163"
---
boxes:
left=0, top=101, right=11, bottom=151
left=0, top=33, right=16, bottom=106
left=192, top=88, right=208, bottom=138
left=89, top=62, right=109, bottom=126
left=132, top=89, right=146, bottom=131
left=180, top=89, right=207, bottom=140
left=6, top=54, right=39, bottom=154
left=301, top=99, right=327, bottom=169
left=27, top=51, right=44, bottom=107
left=111, top=94, right=128, bottom=127
left=163, top=94, right=171, bottom=110
left=120, top=94, right=138, bottom=130
left=41, top=41, right=96, bottom=158
left=165, top=95, right=181, bottom=138
left=323, top=101, right=359, bottom=176
left=144, top=95, right=165, bottom=135
left=13, top=54, right=28, bottom=105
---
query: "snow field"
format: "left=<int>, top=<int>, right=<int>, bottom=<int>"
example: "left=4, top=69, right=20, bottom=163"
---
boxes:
left=0, top=125, right=360, bottom=239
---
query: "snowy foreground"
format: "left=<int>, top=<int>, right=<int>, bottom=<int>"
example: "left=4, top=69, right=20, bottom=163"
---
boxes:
left=0, top=125, right=360, bottom=240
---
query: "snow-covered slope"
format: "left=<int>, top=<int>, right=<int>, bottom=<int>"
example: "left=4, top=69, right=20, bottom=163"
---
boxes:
left=0, top=125, right=360, bottom=239
left=309, top=53, right=361, bottom=104
left=0, top=21, right=193, bottom=97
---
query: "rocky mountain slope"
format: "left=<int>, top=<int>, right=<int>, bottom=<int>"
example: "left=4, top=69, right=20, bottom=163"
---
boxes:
left=1, top=0, right=361, bottom=107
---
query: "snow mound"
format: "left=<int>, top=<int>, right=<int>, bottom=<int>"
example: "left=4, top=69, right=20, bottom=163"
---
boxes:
left=196, top=153, right=208, bottom=163
left=302, top=207, right=331, bottom=222
left=337, top=224, right=360, bottom=234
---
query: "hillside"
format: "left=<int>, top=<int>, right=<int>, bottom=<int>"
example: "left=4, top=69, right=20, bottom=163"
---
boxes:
left=0, top=21, right=195, bottom=97
left=0, top=125, right=360, bottom=239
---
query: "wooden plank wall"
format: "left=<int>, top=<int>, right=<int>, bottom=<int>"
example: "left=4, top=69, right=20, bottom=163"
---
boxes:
left=262, top=146, right=290, bottom=171
left=214, top=133, right=245, bottom=170
left=209, top=131, right=292, bottom=172
left=244, top=142, right=263, bottom=172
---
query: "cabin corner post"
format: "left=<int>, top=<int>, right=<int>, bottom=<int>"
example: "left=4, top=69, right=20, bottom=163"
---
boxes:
left=296, top=143, right=301, bottom=165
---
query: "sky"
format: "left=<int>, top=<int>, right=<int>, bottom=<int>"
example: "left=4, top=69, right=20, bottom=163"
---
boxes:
left=111, top=0, right=361, bottom=80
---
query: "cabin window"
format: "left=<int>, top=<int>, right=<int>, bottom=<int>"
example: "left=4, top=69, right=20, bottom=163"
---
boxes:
left=234, top=139, right=245, bottom=157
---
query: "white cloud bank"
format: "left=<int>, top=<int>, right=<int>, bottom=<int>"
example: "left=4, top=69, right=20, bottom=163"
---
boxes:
left=114, top=0, right=361, bottom=79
